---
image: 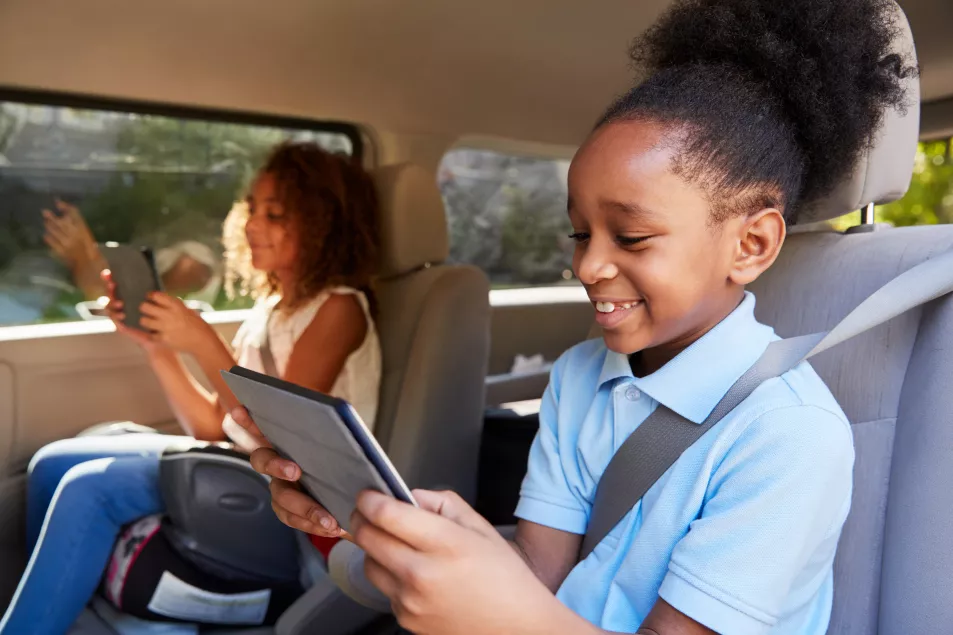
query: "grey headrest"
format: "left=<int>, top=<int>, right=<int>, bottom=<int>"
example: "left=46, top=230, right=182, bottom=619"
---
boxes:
left=372, top=163, right=450, bottom=278
left=796, top=1, right=920, bottom=224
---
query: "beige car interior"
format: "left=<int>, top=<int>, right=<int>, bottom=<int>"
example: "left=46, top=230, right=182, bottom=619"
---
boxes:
left=1, top=0, right=953, bottom=633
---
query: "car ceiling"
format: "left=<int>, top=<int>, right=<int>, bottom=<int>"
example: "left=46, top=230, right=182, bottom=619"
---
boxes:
left=0, top=0, right=951, bottom=148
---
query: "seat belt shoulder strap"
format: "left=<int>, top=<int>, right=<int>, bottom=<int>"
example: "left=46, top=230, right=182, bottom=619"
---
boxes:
left=580, top=248, right=953, bottom=560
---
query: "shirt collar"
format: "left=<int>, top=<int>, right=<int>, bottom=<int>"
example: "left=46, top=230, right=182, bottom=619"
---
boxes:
left=597, top=292, right=775, bottom=424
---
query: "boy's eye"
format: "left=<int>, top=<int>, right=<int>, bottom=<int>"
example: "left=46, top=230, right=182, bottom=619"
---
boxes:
left=568, top=232, right=590, bottom=243
left=617, top=235, right=650, bottom=247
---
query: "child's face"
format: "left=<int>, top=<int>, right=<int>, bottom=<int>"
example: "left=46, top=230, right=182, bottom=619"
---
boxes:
left=245, top=172, right=301, bottom=278
left=568, top=120, right=761, bottom=358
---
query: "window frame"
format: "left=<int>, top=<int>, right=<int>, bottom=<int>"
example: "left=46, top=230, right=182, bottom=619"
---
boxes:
left=0, top=87, right=363, bottom=161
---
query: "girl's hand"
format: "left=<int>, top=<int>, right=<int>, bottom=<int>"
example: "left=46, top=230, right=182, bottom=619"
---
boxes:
left=247, top=434, right=348, bottom=539
left=43, top=200, right=107, bottom=299
left=102, top=269, right=160, bottom=350
left=139, top=292, right=215, bottom=354
left=351, top=490, right=578, bottom=635
left=43, top=199, right=100, bottom=269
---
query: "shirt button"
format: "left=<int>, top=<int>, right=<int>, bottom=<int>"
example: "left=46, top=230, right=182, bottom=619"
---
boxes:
left=625, top=386, right=641, bottom=401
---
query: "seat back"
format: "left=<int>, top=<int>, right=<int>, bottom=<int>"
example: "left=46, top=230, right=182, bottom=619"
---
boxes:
left=749, top=4, right=953, bottom=632
left=370, top=164, right=491, bottom=502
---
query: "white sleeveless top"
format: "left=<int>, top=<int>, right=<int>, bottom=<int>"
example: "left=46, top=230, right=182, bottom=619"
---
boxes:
left=221, top=287, right=381, bottom=453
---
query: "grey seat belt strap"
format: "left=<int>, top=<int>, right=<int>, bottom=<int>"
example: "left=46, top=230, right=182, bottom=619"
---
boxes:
left=259, top=312, right=280, bottom=378
left=580, top=248, right=953, bottom=560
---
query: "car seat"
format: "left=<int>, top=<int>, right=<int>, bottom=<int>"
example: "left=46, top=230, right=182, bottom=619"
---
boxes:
left=747, top=4, right=953, bottom=632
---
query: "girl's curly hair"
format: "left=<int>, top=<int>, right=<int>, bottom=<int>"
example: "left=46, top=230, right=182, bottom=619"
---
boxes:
left=222, top=142, right=380, bottom=308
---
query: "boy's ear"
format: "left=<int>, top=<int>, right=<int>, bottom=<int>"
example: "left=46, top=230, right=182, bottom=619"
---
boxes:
left=728, top=208, right=786, bottom=286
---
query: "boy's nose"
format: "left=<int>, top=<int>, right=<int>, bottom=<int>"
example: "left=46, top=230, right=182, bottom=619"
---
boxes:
left=575, top=242, right=619, bottom=284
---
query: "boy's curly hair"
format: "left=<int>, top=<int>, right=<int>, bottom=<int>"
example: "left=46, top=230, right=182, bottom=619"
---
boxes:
left=223, top=142, right=380, bottom=308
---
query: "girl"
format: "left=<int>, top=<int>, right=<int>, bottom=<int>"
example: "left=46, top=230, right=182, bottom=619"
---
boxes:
left=0, top=141, right=382, bottom=635
left=249, top=0, right=914, bottom=634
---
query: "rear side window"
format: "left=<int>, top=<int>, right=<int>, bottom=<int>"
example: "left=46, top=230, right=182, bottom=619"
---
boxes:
left=0, top=95, right=359, bottom=327
left=830, top=136, right=953, bottom=229
left=439, top=148, right=575, bottom=289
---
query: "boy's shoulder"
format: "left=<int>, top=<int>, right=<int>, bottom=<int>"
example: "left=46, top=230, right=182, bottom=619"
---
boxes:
left=551, top=334, right=850, bottom=441
left=550, top=337, right=609, bottom=390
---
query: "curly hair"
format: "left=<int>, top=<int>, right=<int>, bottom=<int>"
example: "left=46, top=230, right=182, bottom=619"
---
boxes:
left=222, top=142, right=380, bottom=308
left=598, top=0, right=917, bottom=222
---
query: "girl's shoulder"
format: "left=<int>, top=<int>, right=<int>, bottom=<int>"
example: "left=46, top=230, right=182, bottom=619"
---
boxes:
left=279, top=286, right=372, bottom=333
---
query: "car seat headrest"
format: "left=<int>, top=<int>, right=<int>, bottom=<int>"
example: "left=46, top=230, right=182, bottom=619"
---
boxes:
left=371, top=163, right=450, bottom=278
left=796, top=0, right=920, bottom=225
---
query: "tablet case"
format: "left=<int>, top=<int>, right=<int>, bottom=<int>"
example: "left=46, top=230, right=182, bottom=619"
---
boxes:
left=101, top=244, right=162, bottom=331
left=221, top=367, right=413, bottom=533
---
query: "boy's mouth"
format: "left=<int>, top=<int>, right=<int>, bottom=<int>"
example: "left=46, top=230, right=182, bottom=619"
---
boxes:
left=592, top=299, right=642, bottom=329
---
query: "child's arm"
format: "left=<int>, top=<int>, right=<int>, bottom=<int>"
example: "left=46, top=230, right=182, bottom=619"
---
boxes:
left=147, top=346, right=229, bottom=440
left=511, top=520, right=582, bottom=593
left=281, top=292, right=368, bottom=392
left=352, top=489, right=716, bottom=635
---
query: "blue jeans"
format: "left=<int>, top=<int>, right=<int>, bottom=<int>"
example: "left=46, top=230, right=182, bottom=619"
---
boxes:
left=0, top=434, right=190, bottom=635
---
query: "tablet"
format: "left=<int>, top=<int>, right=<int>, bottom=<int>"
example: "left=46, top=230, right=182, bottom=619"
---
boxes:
left=101, top=243, right=163, bottom=331
left=221, top=366, right=417, bottom=533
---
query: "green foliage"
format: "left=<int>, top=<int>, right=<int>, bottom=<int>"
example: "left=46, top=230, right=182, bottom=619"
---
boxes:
left=829, top=137, right=953, bottom=230
left=499, top=186, right=572, bottom=285
left=114, top=115, right=284, bottom=181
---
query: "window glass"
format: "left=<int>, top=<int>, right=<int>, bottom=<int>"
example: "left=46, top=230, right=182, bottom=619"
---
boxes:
left=0, top=98, right=356, bottom=327
left=438, top=148, right=575, bottom=289
left=828, top=137, right=953, bottom=230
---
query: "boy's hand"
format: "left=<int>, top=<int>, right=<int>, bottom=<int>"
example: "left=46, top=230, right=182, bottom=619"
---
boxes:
left=247, top=436, right=347, bottom=539
left=351, top=489, right=593, bottom=635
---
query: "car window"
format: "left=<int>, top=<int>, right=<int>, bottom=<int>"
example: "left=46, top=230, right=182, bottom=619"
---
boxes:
left=829, top=136, right=953, bottom=229
left=438, top=148, right=576, bottom=289
left=0, top=97, right=358, bottom=327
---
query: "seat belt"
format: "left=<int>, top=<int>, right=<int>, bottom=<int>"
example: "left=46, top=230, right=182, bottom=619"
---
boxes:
left=259, top=311, right=280, bottom=378
left=580, top=248, right=953, bottom=560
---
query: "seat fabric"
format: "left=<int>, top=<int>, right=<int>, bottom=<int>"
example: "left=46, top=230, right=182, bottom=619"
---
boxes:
left=749, top=225, right=953, bottom=634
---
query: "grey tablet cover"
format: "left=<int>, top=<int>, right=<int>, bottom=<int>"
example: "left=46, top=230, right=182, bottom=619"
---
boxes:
left=221, top=369, right=409, bottom=533
left=101, top=243, right=161, bottom=330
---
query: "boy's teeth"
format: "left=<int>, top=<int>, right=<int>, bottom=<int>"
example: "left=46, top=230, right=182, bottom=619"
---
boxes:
left=596, top=301, right=639, bottom=313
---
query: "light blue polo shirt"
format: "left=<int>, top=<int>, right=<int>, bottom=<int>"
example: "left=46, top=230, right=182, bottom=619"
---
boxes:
left=516, top=292, right=854, bottom=635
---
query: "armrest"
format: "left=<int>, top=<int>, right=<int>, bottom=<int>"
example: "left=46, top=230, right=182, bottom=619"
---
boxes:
left=277, top=552, right=383, bottom=635
left=327, top=540, right=392, bottom=613
left=484, top=365, right=552, bottom=406
left=158, top=446, right=300, bottom=583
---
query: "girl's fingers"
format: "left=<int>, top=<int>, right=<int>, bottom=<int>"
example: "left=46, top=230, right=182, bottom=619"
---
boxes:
left=269, top=478, right=343, bottom=537
left=138, top=301, right=165, bottom=318
left=147, top=292, right=177, bottom=308
left=250, top=447, right=301, bottom=481
left=138, top=315, right=160, bottom=331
